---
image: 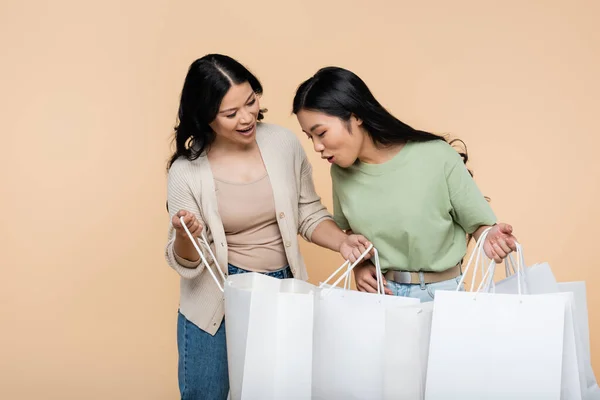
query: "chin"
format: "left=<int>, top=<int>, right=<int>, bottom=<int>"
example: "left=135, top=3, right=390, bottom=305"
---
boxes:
left=336, top=159, right=354, bottom=168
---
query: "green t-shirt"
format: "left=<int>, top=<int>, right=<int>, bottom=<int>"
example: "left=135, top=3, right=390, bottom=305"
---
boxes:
left=331, top=140, right=496, bottom=272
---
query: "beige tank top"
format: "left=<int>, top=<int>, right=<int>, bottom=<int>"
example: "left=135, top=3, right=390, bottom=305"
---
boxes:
left=214, top=174, right=288, bottom=272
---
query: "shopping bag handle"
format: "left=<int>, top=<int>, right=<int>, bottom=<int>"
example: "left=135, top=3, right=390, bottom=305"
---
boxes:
left=457, top=227, right=494, bottom=292
left=458, top=226, right=526, bottom=298
left=339, top=248, right=383, bottom=292
left=319, top=244, right=385, bottom=296
left=179, top=216, right=226, bottom=293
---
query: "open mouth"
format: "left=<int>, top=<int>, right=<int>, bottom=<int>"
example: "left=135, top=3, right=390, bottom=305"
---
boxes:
left=236, top=123, right=255, bottom=136
left=322, top=156, right=335, bottom=163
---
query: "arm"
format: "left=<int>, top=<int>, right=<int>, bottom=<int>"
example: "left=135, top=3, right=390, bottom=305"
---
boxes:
left=309, top=184, right=352, bottom=252
left=309, top=219, right=349, bottom=252
left=164, top=162, right=211, bottom=279
left=296, top=148, right=335, bottom=242
left=472, top=225, right=493, bottom=243
left=446, top=151, right=515, bottom=262
left=296, top=148, right=371, bottom=261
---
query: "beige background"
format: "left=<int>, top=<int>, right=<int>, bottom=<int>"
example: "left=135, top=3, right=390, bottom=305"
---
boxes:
left=1, top=0, right=598, bottom=398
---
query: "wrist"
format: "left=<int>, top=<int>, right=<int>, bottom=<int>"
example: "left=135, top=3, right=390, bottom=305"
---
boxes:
left=336, top=233, right=348, bottom=253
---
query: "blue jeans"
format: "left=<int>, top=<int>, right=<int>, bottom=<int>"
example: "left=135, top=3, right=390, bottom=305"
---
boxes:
left=177, top=264, right=291, bottom=400
left=386, top=275, right=465, bottom=302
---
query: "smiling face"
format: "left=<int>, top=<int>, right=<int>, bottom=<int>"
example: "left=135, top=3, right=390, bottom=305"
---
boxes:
left=209, top=81, right=260, bottom=147
left=296, top=109, right=367, bottom=168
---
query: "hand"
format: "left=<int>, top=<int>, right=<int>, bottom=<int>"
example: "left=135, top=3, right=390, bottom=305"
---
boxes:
left=172, top=210, right=203, bottom=239
left=340, top=234, right=373, bottom=264
left=483, top=223, right=517, bottom=263
left=353, top=262, right=393, bottom=295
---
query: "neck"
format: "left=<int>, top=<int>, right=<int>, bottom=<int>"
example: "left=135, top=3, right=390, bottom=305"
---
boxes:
left=210, top=136, right=258, bottom=155
left=358, top=135, right=405, bottom=164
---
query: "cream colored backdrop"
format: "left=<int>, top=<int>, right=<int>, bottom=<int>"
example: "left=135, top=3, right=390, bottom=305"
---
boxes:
left=1, top=0, right=598, bottom=398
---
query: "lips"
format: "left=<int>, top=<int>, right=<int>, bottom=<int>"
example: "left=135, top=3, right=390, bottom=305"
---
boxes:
left=321, top=155, right=335, bottom=164
left=236, top=123, right=255, bottom=136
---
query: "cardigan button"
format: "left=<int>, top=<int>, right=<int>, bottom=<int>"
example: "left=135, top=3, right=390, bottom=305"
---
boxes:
left=279, top=212, right=285, bottom=219
left=285, top=241, right=291, bottom=247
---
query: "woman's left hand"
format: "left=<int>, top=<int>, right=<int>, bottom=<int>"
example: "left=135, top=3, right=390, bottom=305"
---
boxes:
left=339, top=234, right=373, bottom=264
left=483, top=223, right=518, bottom=263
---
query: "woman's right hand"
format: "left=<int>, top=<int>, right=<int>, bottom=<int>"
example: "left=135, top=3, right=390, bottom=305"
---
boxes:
left=172, top=209, right=203, bottom=239
left=353, top=262, right=393, bottom=295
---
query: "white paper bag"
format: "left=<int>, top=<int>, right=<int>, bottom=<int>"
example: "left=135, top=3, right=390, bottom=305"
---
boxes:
left=383, top=302, right=434, bottom=400
left=179, top=219, right=315, bottom=400
left=425, top=229, right=567, bottom=399
left=224, top=272, right=315, bottom=400
left=426, top=290, right=567, bottom=399
left=558, top=282, right=600, bottom=398
left=559, top=292, right=586, bottom=400
left=494, top=257, right=597, bottom=398
left=312, top=248, right=420, bottom=400
left=493, top=262, right=560, bottom=294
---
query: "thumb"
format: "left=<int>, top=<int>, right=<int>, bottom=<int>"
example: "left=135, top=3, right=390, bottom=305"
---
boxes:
left=498, top=223, right=513, bottom=234
left=356, top=235, right=370, bottom=246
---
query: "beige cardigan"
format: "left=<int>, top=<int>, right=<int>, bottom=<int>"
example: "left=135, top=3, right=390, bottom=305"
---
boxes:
left=165, top=123, right=332, bottom=335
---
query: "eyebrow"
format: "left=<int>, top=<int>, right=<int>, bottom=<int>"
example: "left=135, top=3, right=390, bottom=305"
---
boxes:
left=219, top=92, right=255, bottom=114
left=304, top=124, right=323, bottom=134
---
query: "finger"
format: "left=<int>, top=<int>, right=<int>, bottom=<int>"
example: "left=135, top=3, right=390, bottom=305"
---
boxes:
left=499, top=223, right=513, bottom=234
left=172, top=215, right=182, bottom=229
left=490, top=248, right=502, bottom=263
left=505, top=237, right=518, bottom=251
left=492, top=243, right=507, bottom=259
left=368, top=266, right=378, bottom=279
left=357, top=278, right=379, bottom=293
left=357, top=235, right=370, bottom=246
left=352, top=248, right=362, bottom=262
left=356, top=244, right=366, bottom=255
left=385, top=287, right=393, bottom=295
left=184, top=214, right=198, bottom=230
left=483, top=243, right=495, bottom=260
left=347, top=253, right=357, bottom=264
left=176, top=209, right=188, bottom=218
left=190, top=220, right=202, bottom=236
left=497, top=238, right=512, bottom=254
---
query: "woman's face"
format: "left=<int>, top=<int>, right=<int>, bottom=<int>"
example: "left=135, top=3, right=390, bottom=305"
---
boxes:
left=296, top=109, right=365, bottom=168
left=210, top=81, right=260, bottom=146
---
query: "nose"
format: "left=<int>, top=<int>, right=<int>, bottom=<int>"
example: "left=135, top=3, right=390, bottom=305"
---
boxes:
left=313, top=139, right=325, bottom=153
left=239, top=108, right=253, bottom=124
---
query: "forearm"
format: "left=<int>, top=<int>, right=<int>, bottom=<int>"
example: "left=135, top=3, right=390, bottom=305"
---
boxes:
left=309, top=219, right=348, bottom=252
left=173, top=233, right=200, bottom=263
left=472, top=224, right=494, bottom=242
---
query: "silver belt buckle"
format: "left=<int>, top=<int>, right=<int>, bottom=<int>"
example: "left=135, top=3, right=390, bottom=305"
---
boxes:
left=393, top=271, right=412, bottom=284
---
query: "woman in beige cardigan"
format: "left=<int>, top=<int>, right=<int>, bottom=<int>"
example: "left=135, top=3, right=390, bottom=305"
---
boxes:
left=165, top=54, right=369, bottom=400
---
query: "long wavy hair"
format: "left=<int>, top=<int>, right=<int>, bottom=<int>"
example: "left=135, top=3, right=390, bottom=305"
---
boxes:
left=167, top=54, right=266, bottom=169
left=292, top=66, right=474, bottom=175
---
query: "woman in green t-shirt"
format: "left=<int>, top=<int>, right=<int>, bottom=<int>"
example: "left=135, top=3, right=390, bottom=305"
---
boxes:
left=293, top=66, right=517, bottom=301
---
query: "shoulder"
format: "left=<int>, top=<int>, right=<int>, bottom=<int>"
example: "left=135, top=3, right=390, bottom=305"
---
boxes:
left=256, top=122, right=303, bottom=152
left=167, top=155, right=207, bottom=182
left=409, top=139, right=463, bottom=165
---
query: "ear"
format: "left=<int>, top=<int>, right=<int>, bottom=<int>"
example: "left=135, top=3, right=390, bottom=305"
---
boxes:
left=351, top=114, right=363, bottom=126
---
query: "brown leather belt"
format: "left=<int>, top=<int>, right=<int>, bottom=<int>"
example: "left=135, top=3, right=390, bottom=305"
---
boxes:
left=384, top=264, right=462, bottom=284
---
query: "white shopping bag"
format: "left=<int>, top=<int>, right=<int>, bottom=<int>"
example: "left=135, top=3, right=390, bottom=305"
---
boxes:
left=312, top=248, right=420, bottom=400
left=490, top=256, right=584, bottom=399
left=383, top=302, right=434, bottom=400
left=425, top=229, right=568, bottom=400
left=493, top=262, right=560, bottom=294
left=559, top=282, right=600, bottom=399
left=224, top=272, right=315, bottom=400
left=179, top=217, right=314, bottom=400
left=493, top=255, right=598, bottom=398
